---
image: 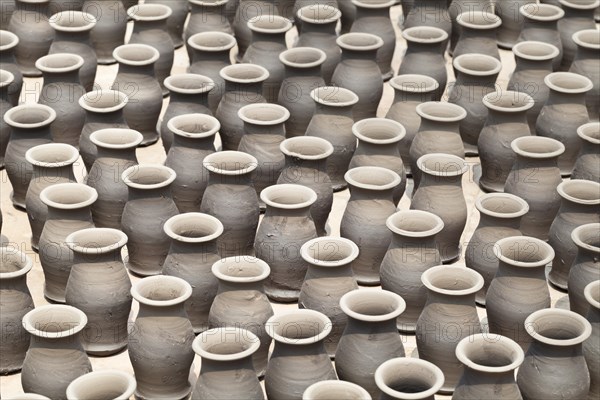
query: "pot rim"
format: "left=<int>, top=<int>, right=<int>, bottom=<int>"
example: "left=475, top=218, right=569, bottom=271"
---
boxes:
left=0, top=249, right=33, bottom=279
left=456, top=11, right=502, bottom=29
left=0, top=30, right=19, bottom=51
left=0, top=69, right=13, bottom=87
left=453, top=54, right=502, bottom=77
left=475, top=193, right=530, bottom=219
left=49, top=11, right=97, bottom=32
left=121, top=164, right=177, bottom=190
left=164, top=73, right=215, bottom=94
left=89, top=128, right=143, bottom=149
left=482, top=90, right=535, bottom=113
left=571, top=223, right=600, bottom=254
left=296, top=4, right=342, bottom=24
left=66, top=370, right=136, bottom=400
left=336, top=32, right=384, bottom=51
left=113, top=44, right=160, bottom=66
left=577, top=122, right=600, bottom=144
left=300, top=236, right=360, bottom=267
left=202, top=151, right=258, bottom=175
left=79, top=90, right=129, bottom=113
left=416, top=101, right=467, bottom=122
left=4, top=103, right=57, bottom=129
left=260, top=184, right=318, bottom=209
left=310, top=86, right=359, bottom=107
left=386, top=210, right=444, bottom=238
left=247, top=15, right=293, bottom=34
left=417, top=153, right=469, bottom=177
left=525, top=308, right=592, bottom=346
left=344, top=166, right=402, bottom=190
left=127, top=3, right=172, bottom=21
left=22, top=304, right=88, bottom=339
left=193, top=327, right=260, bottom=361
left=375, top=358, right=445, bottom=399
left=279, top=47, right=327, bottom=69
left=163, top=213, right=224, bottom=243
left=167, top=113, right=221, bottom=139
left=572, top=29, right=600, bottom=50
left=402, top=26, right=449, bottom=44
left=455, top=334, right=525, bottom=373
left=238, top=103, right=290, bottom=126
left=544, top=72, right=594, bottom=94
left=65, top=228, right=128, bottom=254
left=211, top=256, right=271, bottom=283
left=265, top=309, right=332, bottom=345
left=557, top=179, right=600, bottom=205
left=512, top=41, right=560, bottom=61
left=421, top=265, right=484, bottom=296
left=389, top=74, right=439, bottom=93
left=493, top=236, right=555, bottom=268
left=519, top=3, right=565, bottom=21
left=303, top=380, right=371, bottom=400
left=187, top=31, right=236, bottom=52
left=511, top=136, right=565, bottom=159
left=219, top=63, right=270, bottom=83
left=280, top=136, right=334, bottom=160
left=559, top=0, right=600, bottom=10
left=25, top=143, right=79, bottom=168
left=340, top=289, right=406, bottom=322
left=40, top=183, right=98, bottom=210
left=584, top=280, right=600, bottom=310
left=351, top=0, right=396, bottom=8
left=35, top=53, right=84, bottom=74
left=131, top=275, right=193, bottom=307
left=352, top=118, right=406, bottom=144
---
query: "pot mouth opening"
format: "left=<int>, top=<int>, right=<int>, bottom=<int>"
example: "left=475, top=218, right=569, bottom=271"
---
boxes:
left=512, top=41, right=560, bottom=61
left=238, top=103, right=290, bottom=126
left=247, top=15, right=293, bottom=34
left=456, top=334, right=524, bottom=373
left=280, top=137, right=334, bottom=160
left=375, top=358, right=445, bottom=399
left=402, top=26, right=449, bottom=43
left=297, top=4, right=342, bottom=24
left=571, top=223, right=600, bottom=254
left=544, top=72, right=594, bottom=94
left=23, top=305, right=87, bottom=338
left=164, top=74, right=215, bottom=94
left=417, top=154, right=468, bottom=177
left=584, top=281, right=600, bottom=310
left=36, top=53, right=84, bottom=73
left=188, top=31, right=236, bottom=52
left=266, top=310, right=332, bottom=345
left=261, top=184, right=317, bottom=209
left=127, top=4, right=172, bottom=21
left=89, top=128, right=143, bottom=149
left=559, top=0, right=600, bottom=10
left=132, top=276, right=193, bottom=306
left=337, top=32, right=384, bottom=51
left=193, top=328, right=260, bottom=361
left=340, top=289, right=406, bottom=322
left=422, top=266, right=484, bottom=296
left=279, top=47, right=327, bottom=69
left=456, top=11, right=502, bottom=29
left=4, top=104, right=56, bottom=128
left=310, top=86, right=359, bottom=107
left=163, top=213, right=224, bottom=243
left=494, top=236, right=555, bottom=267
left=202, top=151, right=258, bottom=175
left=483, top=91, right=534, bottom=113
left=211, top=257, right=270, bottom=283
left=25, top=143, right=79, bottom=168
left=303, top=380, right=371, bottom=400
left=520, top=3, right=565, bottom=20
left=525, top=309, right=592, bottom=346
left=386, top=210, right=444, bottom=238
left=49, top=11, right=97, bottom=31
left=577, top=122, right=600, bottom=144
left=476, top=193, right=529, bottom=219
left=352, top=118, right=406, bottom=144
left=65, top=228, right=128, bottom=254
left=113, top=44, right=159, bottom=66
left=344, top=166, right=401, bottom=191
left=167, top=114, right=221, bottom=139
left=453, top=54, right=502, bottom=76
left=557, top=180, right=600, bottom=205
left=0, top=30, right=19, bottom=50
left=121, top=164, right=176, bottom=189
left=573, top=29, right=600, bottom=50
left=79, top=90, right=128, bottom=113
left=40, top=183, right=98, bottom=210
left=219, top=64, right=269, bottom=83
left=300, top=237, right=360, bottom=267
left=66, top=370, right=136, bottom=400
left=0, top=249, right=33, bottom=278
left=511, top=136, right=565, bottom=159
left=416, top=102, right=467, bottom=122
left=389, top=74, right=439, bottom=93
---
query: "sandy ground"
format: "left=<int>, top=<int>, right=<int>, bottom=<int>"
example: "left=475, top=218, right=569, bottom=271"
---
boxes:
left=0, top=4, right=567, bottom=398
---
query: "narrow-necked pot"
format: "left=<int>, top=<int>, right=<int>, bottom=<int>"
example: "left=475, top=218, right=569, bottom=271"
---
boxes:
left=146, top=0, right=188, bottom=48
left=453, top=11, right=502, bottom=60
left=375, top=358, right=445, bottom=400
left=573, top=122, right=600, bottom=181
left=449, top=0, right=495, bottom=50
left=403, top=0, right=452, bottom=37
left=570, top=29, right=600, bottom=121
left=584, top=280, right=600, bottom=400
left=516, top=3, right=564, bottom=70
left=233, top=0, right=280, bottom=61
left=569, top=223, right=600, bottom=316
left=66, top=370, right=136, bottom=400
left=185, top=0, right=233, bottom=52
left=303, top=380, right=371, bottom=400
left=0, top=30, right=23, bottom=105
left=82, top=0, right=127, bottom=64
left=557, top=0, right=599, bottom=71
left=495, top=0, right=536, bottom=49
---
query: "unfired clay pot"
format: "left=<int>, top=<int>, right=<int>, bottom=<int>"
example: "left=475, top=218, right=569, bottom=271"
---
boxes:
left=303, top=380, right=371, bottom=400
left=584, top=280, right=600, bottom=400
left=570, top=29, right=600, bottom=121
left=0, top=71, right=12, bottom=165
left=0, top=30, right=23, bottom=105
left=82, top=0, right=127, bottom=64
left=66, top=370, right=137, bottom=400
left=185, top=0, right=233, bottom=48
left=557, top=0, right=599, bottom=71
left=146, top=0, right=188, bottom=48
left=569, top=223, right=600, bottom=316
left=495, top=0, right=536, bottom=49
left=403, top=0, right=451, bottom=36
left=233, top=0, right=280, bottom=61
left=516, top=3, right=564, bottom=71
left=572, top=122, right=600, bottom=182
left=453, top=11, right=501, bottom=61
left=449, top=0, right=494, bottom=50
left=374, top=358, right=445, bottom=400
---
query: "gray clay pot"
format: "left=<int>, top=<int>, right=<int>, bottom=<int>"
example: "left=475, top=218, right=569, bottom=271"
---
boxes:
left=557, top=0, right=598, bottom=71
left=569, top=224, right=600, bottom=316
left=453, top=11, right=501, bottom=60
left=516, top=3, right=564, bottom=71
left=146, top=0, right=188, bottom=48
left=0, top=31, right=23, bottom=105
left=570, top=29, right=600, bottom=122
left=572, top=122, right=600, bottom=182
left=233, top=0, right=280, bottom=61
left=495, top=0, right=536, bottom=49
left=583, top=281, right=600, bottom=400
left=82, top=0, right=127, bottom=64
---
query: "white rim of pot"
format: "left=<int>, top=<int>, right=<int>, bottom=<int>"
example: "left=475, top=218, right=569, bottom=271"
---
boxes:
left=127, top=3, right=172, bottom=21
left=520, top=3, right=564, bottom=21
left=422, top=266, right=484, bottom=296
left=193, top=327, right=260, bottom=361
left=352, top=118, right=406, bottom=144
left=303, top=380, right=371, bottom=400
left=164, top=73, right=215, bottom=94
left=351, top=0, right=396, bottom=8
left=482, top=90, right=534, bottom=113
left=121, top=164, right=177, bottom=190
left=557, top=180, right=600, bottom=205
left=79, top=90, right=128, bottom=113
left=280, top=136, right=334, bottom=161
left=211, top=256, right=271, bottom=283
left=279, top=47, right=327, bottom=69
left=577, top=122, right=600, bottom=144
left=493, top=236, right=555, bottom=268
left=453, top=54, right=502, bottom=77
left=187, top=31, right=236, bottom=52
left=344, top=166, right=402, bottom=191
left=297, top=5, right=342, bottom=24
left=0, top=69, right=13, bottom=88
left=310, top=86, right=359, bottom=107
left=512, top=41, right=560, bottom=61
left=266, top=309, right=332, bottom=345
left=456, top=11, right=502, bottom=29
left=544, top=72, right=594, bottom=94
left=39, top=183, right=98, bottom=210
left=475, top=193, right=530, bottom=219
left=375, top=358, right=445, bottom=400
left=89, top=128, right=143, bottom=149
left=167, top=113, right=221, bottom=139
left=35, top=53, right=84, bottom=74
left=455, top=334, right=525, bottom=373
left=389, top=74, right=439, bottom=93
left=22, top=304, right=88, bottom=339
left=0, top=248, right=33, bottom=279
left=572, top=29, right=600, bottom=50
left=260, top=184, right=318, bottom=210
left=4, top=103, right=56, bottom=129
left=300, top=236, right=360, bottom=268
left=202, top=151, right=258, bottom=175
left=417, top=153, right=469, bottom=177
left=340, top=289, right=406, bottom=322
left=402, top=26, right=449, bottom=44
left=559, top=0, right=600, bottom=10
left=66, top=228, right=128, bottom=254
left=163, top=213, right=224, bottom=243
left=571, top=223, right=600, bottom=254
left=416, top=101, right=467, bottom=122
left=113, top=44, right=159, bottom=66
left=525, top=308, right=592, bottom=346
left=219, top=63, right=270, bottom=83
left=0, top=30, right=19, bottom=51
left=336, top=32, right=384, bottom=51
left=386, top=210, right=444, bottom=238
left=584, top=280, right=600, bottom=310
left=66, top=370, right=136, bottom=400
left=238, top=103, right=290, bottom=126
left=247, top=15, right=293, bottom=34
left=511, top=136, right=565, bottom=159
left=25, top=143, right=79, bottom=168
left=131, top=275, right=193, bottom=307
left=49, top=11, right=96, bottom=32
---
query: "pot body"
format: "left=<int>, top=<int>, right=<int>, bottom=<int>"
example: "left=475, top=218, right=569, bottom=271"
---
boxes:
left=453, top=22, right=500, bottom=61
left=570, top=38, right=600, bottom=122
left=243, top=30, right=288, bottom=103
left=495, top=0, right=536, bottom=49
left=454, top=368, right=523, bottom=400
left=193, top=356, right=264, bottom=400
left=569, top=245, right=600, bottom=317
left=558, top=2, right=597, bottom=71
left=82, top=0, right=127, bottom=64
left=188, top=45, right=232, bottom=114
left=160, top=92, right=212, bottom=153
left=49, top=30, right=97, bottom=91
left=233, top=0, right=279, bottom=61
left=404, top=0, right=452, bottom=35
left=146, top=0, right=188, bottom=48
left=572, top=131, right=600, bottom=182
left=185, top=1, right=232, bottom=43
left=0, top=36, right=23, bottom=105
left=296, top=18, right=340, bottom=84
left=517, top=13, right=562, bottom=71
left=398, top=42, right=447, bottom=101
left=449, top=0, right=494, bottom=49
left=584, top=296, right=600, bottom=400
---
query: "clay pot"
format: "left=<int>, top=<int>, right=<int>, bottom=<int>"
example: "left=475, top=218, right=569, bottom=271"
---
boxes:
left=349, top=118, right=407, bottom=203
left=0, top=70, right=13, bottom=168
left=336, top=289, right=406, bottom=398
left=129, top=276, right=195, bottom=400
left=264, top=309, right=337, bottom=400
left=305, top=86, right=359, bottom=191
left=185, top=0, right=233, bottom=48
left=0, top=0, right=14, bottom=31
left=35, top=53, right=86, bottom=147
left=453, top=11, right=501, bottom=60
left=449, top=0, right=494, bottom=50
left=299, top=236, right=359, bottom=356
left=0, top=248, right=34, bottom=374
left=399, top=27, right=448, bottom=101
left=385, top=74, right=440, bottom=176
left=337, top=0, right=356, bottom=33
left=331, top=32, right=383, bottom=121
left=569, top=224, right=600, bottom=316
left=233, top=0, right=280, bottom=61
left=25, top=143, right=78, bottom=250
left=380, top=210, right=444, bottom=332
left=465, top=193, right=529, bottom=305
left=558, top=0, right=598, bottom=71
left=404, top=0, right=451, bottom=36
left=4, top=103, right=55, bottom=209
left=187, top=32, right=235, bottom=114
left=87, top=128, right=141, bottom=229
left=64, top=228, right=131, bottom=355
left=504, top=136, right=565, bottom=240
left=494, top=0, right=536, bottom=49
left=201, top=151, right=260, bottom=256
left=111, top=44, right=163, bottom=146
left=21, top=305, right=92, bottom=399
left=162, top=213, right=223, bottom=333
left=146, top=0, right=188, bottom=48
left=224, top=0, right=239, bottom=23
left=209, top=256, right=274, bottom=377
left=128, top=4, right=174, bottom=95
left=48, top=11, right=97, bottom=91
left=341, top=167, right=401, bottom=285
left=237, top=103, right=290, bottom=202
left=453, top=334, right=525, bottom=399
left=66, top=370, right=137, bottom=400
left=536, top=72, right=593, bottom=176
left=277, top=47, right=326, bottom=138
left=0, top=30, right=23, bottom=105
left=121, top=164, right=179, bottom=276
left=517, top=309, right=592, bottom=400
left=38, top=183, right=96, bottom=302
left=8, top=0, right=54, bottom=76
left=303, top=380, right=371, bottom=400
left=293, top=0, right=339, bottom=31
left=215, top=63, right=269, bottom=151
left=374, top=358, right=445, bottom=400
left=82, top=0, right=127, bottom=64
left=486, top=236, right=555, bottom=350
left=243, top=15, right=292, bottom=103
left=584, top=281, right=600, bottom=400
left=516, top=3, right=564, bottom=71
left=478, top=90, right=534, bottom=192
left=79, top=89, right=129, bottom=171
left=573, top=122, right=600, bottom=182
left=192, top=327, right=264, bottom=400
left=416, top=266, right=484, bottom=393
left=277, top=136, right=334, bottom=236
left=507, top=41, right=560, bottom=132
left=570, top=29, right=600, bottom=121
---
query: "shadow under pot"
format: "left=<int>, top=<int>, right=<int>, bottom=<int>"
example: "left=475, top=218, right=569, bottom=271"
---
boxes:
left=568, top=223, right=600, bottom=317
left=66, top=370, right=136, bottom=400
left=374, top=358, right=445, bottom=400
left=572, top=122, right=600, bottom=182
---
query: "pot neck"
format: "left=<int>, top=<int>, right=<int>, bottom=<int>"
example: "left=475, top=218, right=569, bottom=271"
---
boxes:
left=54, top=29, right=91, bottom=43
left=515, top=153, right=560, bottom=169
left=207, top=170, right=254, bottom=186
left=127, top=185, right=173, bottom=200
left=117, top=62, right=156, bottom=78
left=217, top=278, right=266, bottom=294
left=283, top=63, right=322, bottom=78
left=47, top=204, right=93, bottom=222
left=168, top=238, right=219, bottom=257
left=419, top=118, right=462, bottom=136
left=355, top=140, right=400, bottom=157
left=223, top=80, right=264, bottom=98
left=172, top=133, right=216, bottom=150
left=283, top=154, right=328, bottom=173
left=306, top=262, right=354, bottom=277
left=419, top=172, right=464, bottom=188
left=558, top=196, right=599, bottom=214
left=300, top=20, right=338, bottom=35
left=529, top=339, right=584, bottom=357
left=487, top=107, right=529, bottom=122
left=32, top=164, right=76, bottom=182
left=133, top=18, right=168, bottom=32
left=314, top=102, right=354, bottom=116
left=347, top=313, right=398, bottom=331
left=348, top=184, right=395, bottom=201
left=355, top=4, right=392, bottom=18
left=273, top=338, right=326, bottom=353
left=575, top=44, right=598, bottom=60
left=137, top=301, right=187, bottom=317
left=71, top=247, right=124, bottom=264
left=243, top=121, right=286, bottom=137
left=461, top=365, right=518, bottom=384
left=250, top=30, right=288, bottom=46
left=523, top=17, right=559, bottom=30
left=547, top=87, right=588, bottom=105
left=84, top=108, right=126, bottom=124
left=454, top=70, right=499, bottom=88
left=199, top=355, right=254, bottom=373
left=190, top=1, right=227, bottom=15
left=191, top=48, right=232, bottom=64
left=497, top=259, right=547, bottom=280
left=390, top=230, right=438, bottom=247
left=341, top=47, right=379, bottom=61
left=425, top=288, right=477, bottom=307
left=264, top=203, right=312, bottom=218
left=169, top=90, right=210, bottom=109
left=514, top=55, right=554, bottom=72
left=28, top=332, right=84, bottom=349
left=96, top=146, right=137, bottom=162
left=477, top=212, right=523, bottom=229
left=42, top=68, right=81, bottom=85
left=393, top=89, right=437, bottom=104
left=563, top=5, right=596, bottom=20
left=9, top=124, right=53, bottom=139
left=406, top=40, right=445, bottom=53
